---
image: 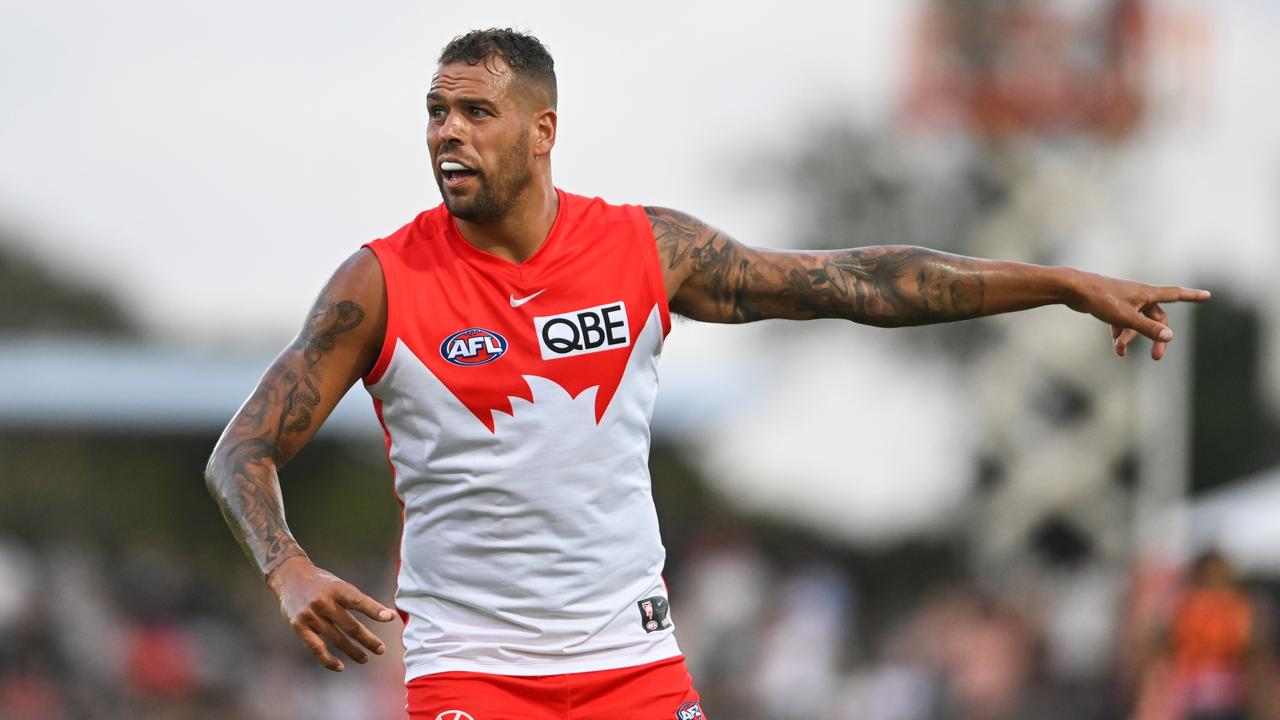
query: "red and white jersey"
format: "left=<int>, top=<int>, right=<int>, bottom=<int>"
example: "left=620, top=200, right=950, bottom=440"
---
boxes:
left=362, top=189, right=681, bottom=680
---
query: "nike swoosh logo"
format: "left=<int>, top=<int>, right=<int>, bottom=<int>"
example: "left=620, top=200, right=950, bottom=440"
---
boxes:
left=509, top=289, right=546, bottom=307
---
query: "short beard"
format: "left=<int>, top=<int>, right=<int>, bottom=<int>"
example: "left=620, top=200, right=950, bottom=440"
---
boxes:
left=441, top=133, right=533, bottom=223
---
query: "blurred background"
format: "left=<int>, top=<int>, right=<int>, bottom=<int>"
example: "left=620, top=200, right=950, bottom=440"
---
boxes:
left=1, top=0, right=1278, bottom=718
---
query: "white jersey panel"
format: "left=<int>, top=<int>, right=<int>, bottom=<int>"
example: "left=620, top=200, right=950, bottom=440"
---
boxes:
left=369, top=306, right=681, bottom=678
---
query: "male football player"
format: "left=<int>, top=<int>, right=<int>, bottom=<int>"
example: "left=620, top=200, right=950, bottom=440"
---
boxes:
left=205, top=28, right=1209, bottom=719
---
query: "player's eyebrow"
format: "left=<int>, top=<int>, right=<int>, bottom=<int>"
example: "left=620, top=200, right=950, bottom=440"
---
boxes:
left=426, top=92, right=498, bottom=110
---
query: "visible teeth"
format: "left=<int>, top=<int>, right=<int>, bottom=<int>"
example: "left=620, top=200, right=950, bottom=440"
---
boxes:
left=440, top=161, right=468, bottom=172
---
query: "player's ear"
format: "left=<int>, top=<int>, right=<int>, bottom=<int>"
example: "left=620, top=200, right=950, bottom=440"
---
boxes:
left=531, top=108, right=556, bottom=157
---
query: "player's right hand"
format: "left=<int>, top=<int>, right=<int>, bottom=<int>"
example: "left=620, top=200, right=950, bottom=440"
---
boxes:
left=1063, top=271, right=1210, bottom=360
left=265, top=555, right=397, bottom=672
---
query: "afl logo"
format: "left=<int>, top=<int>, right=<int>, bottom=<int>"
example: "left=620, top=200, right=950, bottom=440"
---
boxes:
left=440, top=328, right=508, bottom=366
left=676, top=702, right=704, bottom=719
left=434, top=712, right=475, bottom=720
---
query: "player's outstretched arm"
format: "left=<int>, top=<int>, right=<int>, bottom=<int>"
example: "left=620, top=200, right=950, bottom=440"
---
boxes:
left=647, top=207, right=1210, bottom=360
left=204, top=248, right=395, bottom=671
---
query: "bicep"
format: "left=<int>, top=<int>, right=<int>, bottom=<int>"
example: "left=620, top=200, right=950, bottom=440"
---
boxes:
left=647, top=205, right=776, bottom=323
left=648, top=205, right=855, bottom=324
left=217, top=249, right=387, bottom=465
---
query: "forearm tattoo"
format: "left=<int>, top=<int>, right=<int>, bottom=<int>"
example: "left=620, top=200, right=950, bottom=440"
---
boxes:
left=206, top=299, right=365, bottom=575
left=647, top=207, right=985, bottom=326
left=776, top=248, right=986, bottom=325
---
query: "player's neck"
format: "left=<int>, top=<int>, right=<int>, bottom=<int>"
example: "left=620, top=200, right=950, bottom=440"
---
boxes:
left=455, top=180, right=559, bottom=265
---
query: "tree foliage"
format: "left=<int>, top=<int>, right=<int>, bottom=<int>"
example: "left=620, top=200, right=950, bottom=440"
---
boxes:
left=0, top=228, right=136, bottom=336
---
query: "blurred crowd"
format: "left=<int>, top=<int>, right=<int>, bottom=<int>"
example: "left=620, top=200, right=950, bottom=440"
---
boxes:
left=674, top=529, right=1280, bottom=720
left=0, top=537, right=405, bottom=720
left=1, top=527, right=1277, bottom=720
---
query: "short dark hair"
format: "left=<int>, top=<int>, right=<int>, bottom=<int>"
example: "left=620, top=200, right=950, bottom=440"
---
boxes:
left=439, top=28, right=557, bottom=109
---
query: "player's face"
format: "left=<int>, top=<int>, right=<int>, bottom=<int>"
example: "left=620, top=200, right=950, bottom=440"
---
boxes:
left=427, top=59, right=536, bottom=223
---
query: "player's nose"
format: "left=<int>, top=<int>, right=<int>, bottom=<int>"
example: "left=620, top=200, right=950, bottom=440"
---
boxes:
left=437, top=110, right=468, bottom=143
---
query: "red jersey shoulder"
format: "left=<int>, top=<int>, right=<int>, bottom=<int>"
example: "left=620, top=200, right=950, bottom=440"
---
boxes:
left=560, top=192, right=650, bottom=238
left=541, top=192, right=655, bottom=271
left=367, top=203, right=454, bottom=268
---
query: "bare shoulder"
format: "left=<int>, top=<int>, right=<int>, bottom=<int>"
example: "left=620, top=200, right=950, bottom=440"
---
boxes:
left=644, top=206, right=740, bottom=302
left=329, top=247, right=386, bottom=300
left=643, top=206, right=773, bottom=322
left=296, top=248, right=387, bottom=375
left=645, top=206, right=718, bottom=270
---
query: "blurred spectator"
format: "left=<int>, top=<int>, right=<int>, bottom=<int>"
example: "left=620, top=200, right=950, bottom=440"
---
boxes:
left=1132, top=551, right=1277, bottom=720
left=0, top=644, right=66, bottom=720
left=124, top=623, right=196, bottom=699
left=0, top=538, right=37, bottom=631
left=889, top=584, right=1035, bottom=720
left=675, top=526, right=772, bottom=718
left=752, top=562, right=853, bottom=720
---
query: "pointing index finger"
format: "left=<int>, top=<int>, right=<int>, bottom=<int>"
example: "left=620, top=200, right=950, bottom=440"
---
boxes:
left=1158, top=286, right=1211, bottom=303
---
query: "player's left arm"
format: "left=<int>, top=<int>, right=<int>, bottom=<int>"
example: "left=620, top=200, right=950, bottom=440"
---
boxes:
left=646, top=206, right=1210, bottom=360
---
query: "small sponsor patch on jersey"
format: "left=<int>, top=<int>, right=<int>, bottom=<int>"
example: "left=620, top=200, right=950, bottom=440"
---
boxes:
left=637, top=595, right=672, bottom=633
left=534, top=302, right=630, bottom=360
left=675, top=701, right=705, bottom=719
left=440, top=328, right=508, bottom=366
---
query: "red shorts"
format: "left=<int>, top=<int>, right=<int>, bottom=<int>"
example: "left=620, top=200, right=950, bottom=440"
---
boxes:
left=406, top=655, right=705, bottom=720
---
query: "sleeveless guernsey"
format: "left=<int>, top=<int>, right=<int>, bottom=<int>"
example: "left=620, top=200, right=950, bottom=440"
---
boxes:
left=362, top=189, right=681, bottom=680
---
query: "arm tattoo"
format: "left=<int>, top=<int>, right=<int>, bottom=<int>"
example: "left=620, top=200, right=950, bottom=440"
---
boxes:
left=300, top=300, right=365, bottom=365
left=207, top=298, right=366, bottom=575
left=648, top=206, right=766, bottom=322
left=779, top=247, right=986, bottom=326
left=647, top=206, right=985, bottom=326
left=213, top=437, right=302, bottom=574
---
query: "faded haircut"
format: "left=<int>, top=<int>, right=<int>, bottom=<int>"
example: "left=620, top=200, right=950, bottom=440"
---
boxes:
left=439, top=28, right=557, bottom=109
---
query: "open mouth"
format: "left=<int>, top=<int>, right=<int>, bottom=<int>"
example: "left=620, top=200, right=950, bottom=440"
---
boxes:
left=440, top=160, right=480, bottom=187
